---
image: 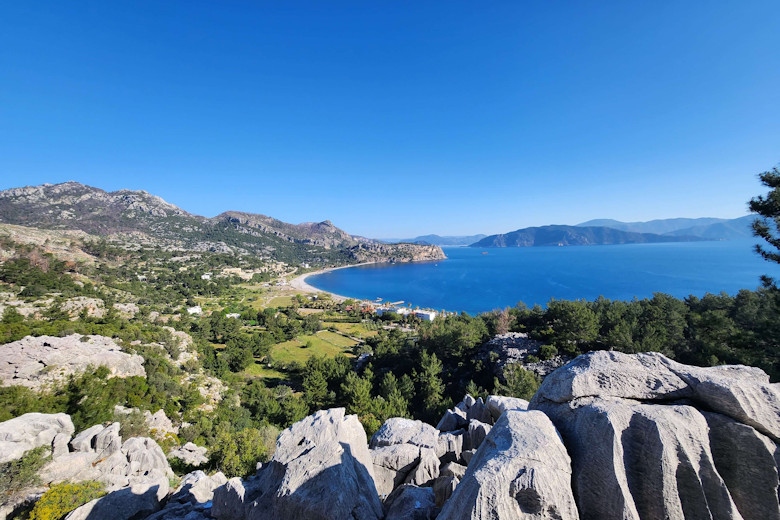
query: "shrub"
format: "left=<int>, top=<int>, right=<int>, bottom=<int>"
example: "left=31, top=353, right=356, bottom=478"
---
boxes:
left=0, top=447, right=50, bottom=498
left=539, top=344, right=558, bottom=360
left=29, top=481, right=105, bottom=520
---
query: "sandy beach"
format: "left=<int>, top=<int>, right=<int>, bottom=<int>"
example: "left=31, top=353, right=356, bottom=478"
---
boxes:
left=288, top=262, right=375, bottom=302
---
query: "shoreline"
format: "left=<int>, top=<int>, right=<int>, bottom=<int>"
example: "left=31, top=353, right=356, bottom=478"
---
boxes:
left=287, top=262, right=377, bottom=302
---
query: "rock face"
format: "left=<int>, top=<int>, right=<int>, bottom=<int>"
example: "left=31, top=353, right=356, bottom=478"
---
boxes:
left=530, top=351, right=780, bottom=520
left=168, top=442, right=209, bottom=467
left=0, top=412, right=74, bottom=463
left=476, top=332, right=571, bottom=379
left=438, top=410, right=579, bottom=520
left=0, top=334, right=145, bottom=389
left=245, top=408, right=383, bottom=520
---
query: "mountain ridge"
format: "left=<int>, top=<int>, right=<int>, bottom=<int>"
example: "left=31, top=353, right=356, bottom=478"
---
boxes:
left=471, top=225, right=707, bottom=248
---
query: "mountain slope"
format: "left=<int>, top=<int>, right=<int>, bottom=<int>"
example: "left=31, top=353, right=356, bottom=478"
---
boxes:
left=576, top=216, right=751, bottom=238
left=380, top=234, right=487, bottom=246
left=0, top=182, right=445, bottom=266
left=471, top=225, right=706, bottom=248
left=663, top=215, right=754, bottom=239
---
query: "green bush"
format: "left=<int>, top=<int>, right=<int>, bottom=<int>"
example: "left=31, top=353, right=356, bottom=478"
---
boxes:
left=0, top=447, right=50, bottom=498
left=29, top=481, right=105, bottom=520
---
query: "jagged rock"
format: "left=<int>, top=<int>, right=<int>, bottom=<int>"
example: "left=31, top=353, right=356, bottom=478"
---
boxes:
left=41, top=452, right=100, bottom=483
left=463, top=394, right=476, bottom=408
left=461, top=450, right=476, bottom=465
left=530, top=350, right=780, bottom=441
left=371, top=444, right=421, bottom=497
left=0, top=412, right=74, bottom=463
left=440, top=462, right=467, bottom=480
left=704, top=411, right=780, bottom=520
left=476, top=332, right=570, bottom=379
left=145, top=409, right=179, bottom=436
left=434, top=475, right=459, bottom=507
left=70, top=424, right=105, bottom=453
left=212, top=477, right=256, bottom=520
left=0, top=334, right=145, bottom=390
left=537, top=396, right=743, bottom=520
left=145, top=503, right=209, bottom=520
left=370, top=417, right=439, bottom=450
left=485, top=395, right=529, bottom=422
left=436, top=408, right=468, bottom=432
left=436, top=430, right=464, bottom=464
left=438, top=410, right=579, bottom=520
left=465, top=397, right=492, bottom=424
left=465, top=420, right=491, bottom=451
left=168, top=442, right=209, bottom=467
left=404, top=448, right=440, bottom=487
left=245, top=408, right=383, bottom=520
left=383, top=485, right=437, bottom=520
left=51, top=432, right=70, bottom=459
left=60, top=297, right=106, bottom=319
left=169, top=471, right=228, bottom=505
left=64, top=475, right=169, bottom=520
left=94, top=422, right=122, bottom=457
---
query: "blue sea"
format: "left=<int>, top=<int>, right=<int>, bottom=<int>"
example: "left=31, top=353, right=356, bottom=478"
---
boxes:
left=306, top=239, right=780, bottom=315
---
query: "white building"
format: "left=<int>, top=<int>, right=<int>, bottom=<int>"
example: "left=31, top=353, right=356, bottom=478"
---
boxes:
left=414, top=310, right=437, bottom=321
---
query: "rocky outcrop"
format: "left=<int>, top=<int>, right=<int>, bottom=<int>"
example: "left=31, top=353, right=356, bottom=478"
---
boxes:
left=0, top=334, right=145, bottom=390
left=168, top=442, right=208, bottom=467
left=0, top=412, right=74, bottom=464
left=383, top=485, right=438, bottom=520
left=438, top=410, right=579, bottom=520
left=530, top=351, right=780, bottom=520
left=245, top=408, right=383, bottom=520
left=476, top=332, right=570, bottom=379
left=64, top=476, right=169, bottom=520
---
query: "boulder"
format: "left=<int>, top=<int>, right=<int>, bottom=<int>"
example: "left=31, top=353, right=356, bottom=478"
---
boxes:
left=465, top=397, right=492, bottom=424
left=436, top=430, right=464, bottom=464
left=404, top=447, right=440, bottom=487
left=168, top=442, right=209, bottom=467
left=245, top=408, right=383, bottom=520
left=145, top=409, right=179, bottom=436
left=383, top=485, right=437, bottom=520
left=0, top=412, right=74, bottom=463
left=531, top=350, right=780, bottom=441
left=212, top=477, right=257, bottom=520
left=370, top=444, right=421, bottom=497
left=170, top=470, right=228, bottom=505
left=485, top=395, right=529, bottom=422
left=52, top=432, right=70, bottom=459
left=94, top=422, right=122, bottom=457
left=465, top=420, right=491, bottom=451
left=433, top=475, right=459, bottom=507
left=704, top=411, right=780, bottom=520
left=436, top=408, right=468, bottom=432
left=440, top=462, right=467, bottom=480
left=370, top=417, right=439, bottom=450
left=70, top=424, right=105, bottom=453
left=461, top=450, right=476, bottom=465
left=438, top=410, right=579, bottom=520
left=64, top=475, right=169, bottom=520
left=0, top=334, right=145, bottom=390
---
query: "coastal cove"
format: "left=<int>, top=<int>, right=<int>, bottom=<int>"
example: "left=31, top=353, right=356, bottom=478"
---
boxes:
left=305, top=239, right=780, bottom=315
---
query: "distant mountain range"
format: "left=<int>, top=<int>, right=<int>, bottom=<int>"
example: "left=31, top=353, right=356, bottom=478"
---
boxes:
left=470, top=225, right=707, bottom=248
left=576, top=216, right=754, bottom=240
left=380, top=234, right=487, bottom=246
left=0, top=182, right=445, bottom=265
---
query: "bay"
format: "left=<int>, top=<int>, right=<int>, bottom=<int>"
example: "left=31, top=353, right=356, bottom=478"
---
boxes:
left=306, top=239, right=780, bottom=315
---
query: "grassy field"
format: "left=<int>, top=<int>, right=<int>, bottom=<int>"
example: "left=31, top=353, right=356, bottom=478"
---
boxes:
left=269, top=331, right=356, bottom=365
left=323, top=321, right=379, bottom=339
left=240, top=362, right=288, bottom=385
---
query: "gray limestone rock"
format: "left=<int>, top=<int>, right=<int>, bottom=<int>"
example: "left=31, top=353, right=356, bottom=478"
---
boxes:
left=94, top=422, right=122, bottom=458
left=461, top=450, right=476, bottom=466
left=64, top=475, right=169, bottom=520
left=170, top=470, right=228, bottom=505
left=704, top=411, right=780, bottom=520
left=0, top=412, right=74, bottom=463
left=438, top=410, right=579, bottom=520
left=168, top=442, right=209, bottom=467
left=436, top=430, right=464, bottom=464
left=465, top=420, right=491, bottom=451
left=51, top=432, right=70, bottom=459
left=383, top=485, right=437, bottom=520
left=436, top=408, right=468, bottom=432
left=70, top=424, right=105, bottom=453
left=404, top=448, right=440, bottom=487
left=246, top=408, right=383, bottom=520
left=485, top=395, right=529, bottom=422
left=465, top=397, right=492, bottom=424
left=440, top=462, right=467, bottom=480
left=370, top=443, right=421, bottom=497
left=212, top=477, right=256, bottom=520
left=0, top=334, right=145, bottom=390
left=370, top=417, right=439, bottom=450
left=433, top=475, right=459, bottom=507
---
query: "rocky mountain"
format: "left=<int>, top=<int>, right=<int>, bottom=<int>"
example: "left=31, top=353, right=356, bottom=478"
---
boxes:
left=0, top=182, right=445, bottom=265
left=578, top=215, right=754, bottom=239
left=2, top=351, right=776, bottom=519
left=470, top=225, right=705, bottom=248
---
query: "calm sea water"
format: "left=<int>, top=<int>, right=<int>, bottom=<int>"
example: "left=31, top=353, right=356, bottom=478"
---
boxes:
left=306, top=240, right=780, bottom=315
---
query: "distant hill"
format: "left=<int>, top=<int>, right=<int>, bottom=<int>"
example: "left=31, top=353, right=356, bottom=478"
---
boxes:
left=470, top=225, right=706, bottom=248
left=380, top=234, right=487, bottom=246
left=576, top=216, right=753, bottom=239
left=0, top=182, right=445, bottom=266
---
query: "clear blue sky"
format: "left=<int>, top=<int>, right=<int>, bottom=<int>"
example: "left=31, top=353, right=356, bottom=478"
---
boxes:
left=1, top=1, right=778, bottom=238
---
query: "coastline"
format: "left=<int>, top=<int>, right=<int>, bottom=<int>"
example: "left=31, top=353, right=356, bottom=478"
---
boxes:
left=288, top=262, right=377, bottom=302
